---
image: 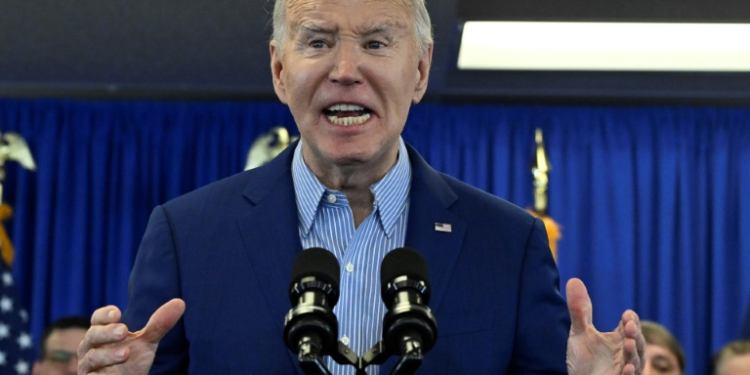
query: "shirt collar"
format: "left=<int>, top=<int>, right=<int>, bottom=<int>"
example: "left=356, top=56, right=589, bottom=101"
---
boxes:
left=292, top=138, right=411, bottom=237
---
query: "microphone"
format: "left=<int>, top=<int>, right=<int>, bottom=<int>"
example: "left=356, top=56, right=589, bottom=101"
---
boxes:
left=380, top=248, right=437, bottom=362
left=284, top=248, right=341, bottom=371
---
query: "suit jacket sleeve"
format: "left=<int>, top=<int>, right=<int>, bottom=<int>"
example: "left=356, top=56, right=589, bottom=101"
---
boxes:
left=509, top=218, right=570, bottom=374
left=122, top=206, right=189, bottom=374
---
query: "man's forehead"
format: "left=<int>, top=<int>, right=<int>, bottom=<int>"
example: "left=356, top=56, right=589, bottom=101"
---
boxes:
left=297, top=18, right=407, bottom=35
left=287, top=0, right=412, bottom=10
left=286, top=0, right=412, bottom=28
left=46, top=328, right=87, bottom=346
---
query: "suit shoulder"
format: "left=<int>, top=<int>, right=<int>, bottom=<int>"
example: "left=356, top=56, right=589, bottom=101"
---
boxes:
left=439, top=173, right=536, bottom=227
left=162, top=143, right=295, bottom=213
left=161, top=167, right=276, bottom=217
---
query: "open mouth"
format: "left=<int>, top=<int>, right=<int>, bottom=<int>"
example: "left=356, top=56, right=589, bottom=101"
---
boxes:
left=323, top=103, right=372, bottom=126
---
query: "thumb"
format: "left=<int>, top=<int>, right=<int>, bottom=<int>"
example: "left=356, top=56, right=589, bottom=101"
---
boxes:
left=566, top=278, right=593, bottom=336
left=138, top=298, right=186, bottom=343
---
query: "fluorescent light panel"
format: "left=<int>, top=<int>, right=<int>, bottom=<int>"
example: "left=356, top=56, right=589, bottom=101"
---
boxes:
left=458, top=21, right=750, bottom=71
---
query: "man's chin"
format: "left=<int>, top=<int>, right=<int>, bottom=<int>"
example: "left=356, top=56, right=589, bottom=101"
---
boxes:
left=327, top=153, right=371, bottom=167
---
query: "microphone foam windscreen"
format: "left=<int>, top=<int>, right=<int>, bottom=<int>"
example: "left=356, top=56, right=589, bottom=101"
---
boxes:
left=380, top=247, right=430, bottom=287
left=290, top=247, right=340, bottom=292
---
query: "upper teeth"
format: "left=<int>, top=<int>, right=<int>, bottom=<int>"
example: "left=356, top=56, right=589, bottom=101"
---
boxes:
left=326, top=103, right=365, bottom=111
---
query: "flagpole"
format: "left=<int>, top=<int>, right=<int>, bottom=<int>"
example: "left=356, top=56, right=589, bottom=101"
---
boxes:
left=528, top=128, right=561, bottom=261
left=531, top=128, right=550, bottom=215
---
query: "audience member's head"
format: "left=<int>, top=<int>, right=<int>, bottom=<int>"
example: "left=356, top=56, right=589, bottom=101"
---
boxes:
left=641, top=320, right=686, bottom=375
left=32, top=316, right=90, bottom=375
left=712, top=340, right=750, bottom=375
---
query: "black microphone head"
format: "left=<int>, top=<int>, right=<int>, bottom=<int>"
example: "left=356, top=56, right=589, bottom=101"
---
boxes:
left=285, top=248, right=340, bottom=355
left=289, top=247, right=340, bottom=303
left=380, top=247, right=430, bottom=303
left=380, top=247, right=438, bottom=354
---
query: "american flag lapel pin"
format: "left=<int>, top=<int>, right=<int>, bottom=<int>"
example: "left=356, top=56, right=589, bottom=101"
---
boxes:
left=434, top=222, right=452, bottom=233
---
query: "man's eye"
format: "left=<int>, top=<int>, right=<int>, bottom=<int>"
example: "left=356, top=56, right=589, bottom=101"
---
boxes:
left=48, top=350, right=75, bottom=363
left=366, top=41, right=385, bottom=49
left=655, top=365, right=672, bottom=373
left=310, top=40, right=326, bottom=48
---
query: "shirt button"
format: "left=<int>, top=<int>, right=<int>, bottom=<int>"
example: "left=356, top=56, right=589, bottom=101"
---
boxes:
left=327, top=194, right=337, bottom=203
left=345, top=262, right=354, bottom=273
left=341, top=336, right=350, bottom=346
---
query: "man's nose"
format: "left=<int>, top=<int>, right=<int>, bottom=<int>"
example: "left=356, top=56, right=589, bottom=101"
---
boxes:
left=329, top=43, right=363, bottom=85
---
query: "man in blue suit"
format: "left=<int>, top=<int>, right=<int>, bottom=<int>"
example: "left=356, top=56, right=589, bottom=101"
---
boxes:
left=77, top=0, right=645, bottom=373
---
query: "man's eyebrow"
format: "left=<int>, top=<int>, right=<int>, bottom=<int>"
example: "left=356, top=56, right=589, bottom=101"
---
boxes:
left=359, top=22, right=399, bottom=36
left=298, top=22, right=336, bottom=36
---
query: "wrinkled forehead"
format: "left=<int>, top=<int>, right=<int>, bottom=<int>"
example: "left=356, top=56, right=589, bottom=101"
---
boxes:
left=285, top=0, right=414, bottom=34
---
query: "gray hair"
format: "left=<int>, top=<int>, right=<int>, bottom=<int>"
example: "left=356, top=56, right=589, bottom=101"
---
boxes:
left=271, top=0, right=433, bottom=56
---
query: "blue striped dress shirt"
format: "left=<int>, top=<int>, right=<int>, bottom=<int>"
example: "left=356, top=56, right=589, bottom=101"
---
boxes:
left=292, top=138, right=412, bottom=375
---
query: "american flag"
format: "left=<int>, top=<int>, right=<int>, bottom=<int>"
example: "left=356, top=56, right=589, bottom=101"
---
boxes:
left=0, top=260, right=33, bottom=375
left=434, top=222, right=452, bottom=233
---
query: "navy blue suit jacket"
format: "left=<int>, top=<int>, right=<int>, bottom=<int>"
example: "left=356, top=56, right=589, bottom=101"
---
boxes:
left=122, top=143, right=570, bottom=374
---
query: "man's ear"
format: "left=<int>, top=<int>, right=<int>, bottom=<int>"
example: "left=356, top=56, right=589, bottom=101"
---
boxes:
left=412, top=44, right=433, bottom=104
left=270, top=41, right=288, bottom=104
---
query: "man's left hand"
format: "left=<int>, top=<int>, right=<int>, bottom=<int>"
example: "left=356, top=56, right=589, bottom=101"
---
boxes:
left=565, top=278, right=646, bottom=375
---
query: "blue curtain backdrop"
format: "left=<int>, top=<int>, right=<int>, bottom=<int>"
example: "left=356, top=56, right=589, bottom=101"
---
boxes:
left=1, top=98, right=748, bottom=375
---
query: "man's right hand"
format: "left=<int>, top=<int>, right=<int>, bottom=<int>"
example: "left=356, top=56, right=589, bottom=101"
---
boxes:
left=78, top=298, right=185, bottom=375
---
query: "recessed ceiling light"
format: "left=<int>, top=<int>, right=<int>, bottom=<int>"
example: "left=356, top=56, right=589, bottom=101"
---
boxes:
left=458, top=21, right=750, bottom=71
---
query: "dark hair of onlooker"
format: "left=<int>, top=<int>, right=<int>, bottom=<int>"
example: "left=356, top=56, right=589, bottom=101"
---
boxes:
left=38, top=316, right=91, bottom=360
left=641, top=320, right=686, bottom=374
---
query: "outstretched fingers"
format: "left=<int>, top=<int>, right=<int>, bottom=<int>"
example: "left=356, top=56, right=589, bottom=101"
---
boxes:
left=78, top=299, right=186, bottom=374
left=566, top=278, right=593, bottom=336
left=91, top=305, right=122, bottom=325
left=79, top=345, right=131, bottom=373
left=79, top=306, right=128, bottom=356
left=564, top=279, right=646, bottom=375
left=78, top=305, right=132, bottom=373
left=631, top=313, right=646, bottom=370
left=620, top=310, right=644, bottom=374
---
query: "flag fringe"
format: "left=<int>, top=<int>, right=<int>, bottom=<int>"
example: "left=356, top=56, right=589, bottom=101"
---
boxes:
left=0, top=203, right=15, bottom=266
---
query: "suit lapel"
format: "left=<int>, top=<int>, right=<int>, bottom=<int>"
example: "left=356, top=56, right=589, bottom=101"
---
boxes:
left=237, top=142, right=466, bottom=372
left=236, top=145, right=304, bottom=373
left=404, top=145, right=466, bottom=312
